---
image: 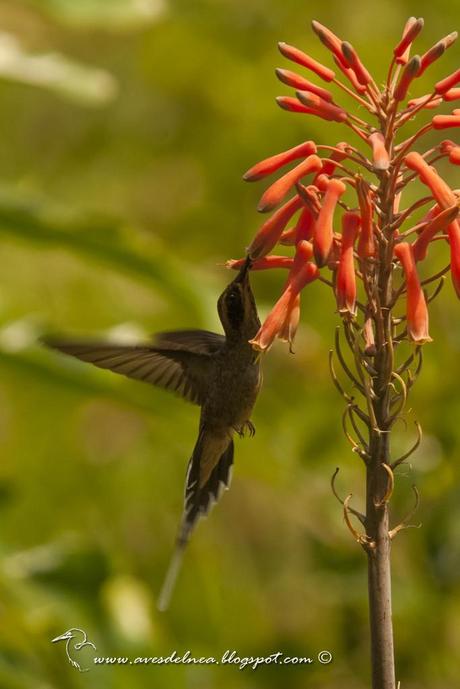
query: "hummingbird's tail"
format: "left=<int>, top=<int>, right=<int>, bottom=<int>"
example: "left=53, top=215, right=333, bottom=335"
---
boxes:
left=157, top=433, right=234, bottom=611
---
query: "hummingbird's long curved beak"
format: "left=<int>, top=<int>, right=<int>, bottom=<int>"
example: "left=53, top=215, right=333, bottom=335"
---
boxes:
left=233, top=255, right=252, bottom=285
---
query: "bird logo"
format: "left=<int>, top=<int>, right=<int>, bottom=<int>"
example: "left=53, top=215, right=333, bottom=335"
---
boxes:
left=51, top=628, right=97, bottom=672
left=44, top=257, right=261, bottom=609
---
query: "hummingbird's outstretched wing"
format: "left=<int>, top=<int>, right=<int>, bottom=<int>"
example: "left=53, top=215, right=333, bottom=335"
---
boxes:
left=44, top=329, right=225, bottom=406
left=158, top=431, right=234, bottom=611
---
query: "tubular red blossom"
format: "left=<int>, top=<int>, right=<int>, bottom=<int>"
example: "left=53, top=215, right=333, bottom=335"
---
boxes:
left=249, top=288, right=294, bottom=352
left=278, top=292, right=301, bottom=350
left=275, top=68, right=333, bottom=101
left=404, top=151, right=456, bottom=208
left=257, top=154, right=322, bottom=212
left=435, top=67, right=460, bottom=94
left=279, top=227, right=297, bottom=245
left=314, top=174, right=330, bottom=192
left=296, top=90, right=348, bottom=122
left=294, top=206, right=314, bottom=242
left=276, top=96, right=313, bottom=114
left=313, top=178, right=346, bottom=266
left=278, top=42, right=335, bottom=82
left=412, top=204, right=459, bottom=261
left=333, top=55, right=367, bottom=93
left=247, top=195, right=303, bottom=259
left=448, top=220, right=460, bottom=298
left=439, top=139, right=456, bottom=153
left=419, top=41, right=445, bottom=76
left=296, top=183, right=322, bottom=217
left=311, top=20, right=347, bottom=65
left=394, top=17, right=423, bottom=65
left=419, top=32, right=458, bottom=76
left=341, top=42, right=372, bottom=86
left=243, top=141, right=317, bottom=182
left=432, top=114, right=460, bottom=129
left=279, top=209, right=315, bottom=246
left=319, top=142, right=349, bottom=176
left=226, top=256, right=295, bottom=271
left=357, top=178, right=375, bottom=258
left=394, top=55, right=421, bottom=101
left=443, top=87, right=460, bottom=101
left=408, top=94, right=442, bottom=109
left=336, top=211, right=361, bottom=315
left=448, top=147, right=460, bottom=164
left=368, top=132, right=390, bottom=170
left=394, top=242, right=432, bottom=344
left=249, top=243, right=319, bottom=352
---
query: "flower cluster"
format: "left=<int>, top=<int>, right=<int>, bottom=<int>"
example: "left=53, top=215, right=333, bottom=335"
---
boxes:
left=227, top=18, right=460, bottom=351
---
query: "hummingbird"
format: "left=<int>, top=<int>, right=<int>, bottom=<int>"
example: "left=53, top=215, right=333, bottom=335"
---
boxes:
left=44, top=257, right=261, bottom=609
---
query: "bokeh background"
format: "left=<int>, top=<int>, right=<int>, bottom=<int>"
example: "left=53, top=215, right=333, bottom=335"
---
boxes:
left=0, top=0, right=460, bottom=687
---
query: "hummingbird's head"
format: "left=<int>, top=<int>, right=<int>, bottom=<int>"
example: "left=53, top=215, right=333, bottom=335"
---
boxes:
left=218, top=257, right=260, bottom=341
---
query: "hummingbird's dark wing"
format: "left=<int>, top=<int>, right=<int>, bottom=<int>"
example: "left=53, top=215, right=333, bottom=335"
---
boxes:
left=45, top=329, right=225, bottom=406
left=153, top=329, right=225, bottom=354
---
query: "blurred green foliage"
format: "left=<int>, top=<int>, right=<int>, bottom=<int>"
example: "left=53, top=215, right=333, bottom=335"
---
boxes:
left=0, top=1, right=460, bottom=688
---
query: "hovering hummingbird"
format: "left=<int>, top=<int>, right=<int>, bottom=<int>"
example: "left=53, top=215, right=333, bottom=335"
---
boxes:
left=45, top=257, right=261, bottom=609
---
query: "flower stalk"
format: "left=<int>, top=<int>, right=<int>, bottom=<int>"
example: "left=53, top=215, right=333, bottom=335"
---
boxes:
left=233, top=16, right=460, bottom=689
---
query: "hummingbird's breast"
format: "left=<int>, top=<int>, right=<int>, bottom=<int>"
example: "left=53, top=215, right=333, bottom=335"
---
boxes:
left=202, top=345, right=260, bottom=432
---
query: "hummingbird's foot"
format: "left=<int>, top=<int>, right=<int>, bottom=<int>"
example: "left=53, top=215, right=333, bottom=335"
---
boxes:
left=233, top=420, right=256, bottom=438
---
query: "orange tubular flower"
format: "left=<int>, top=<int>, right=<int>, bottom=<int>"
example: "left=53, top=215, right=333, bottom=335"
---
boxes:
left=243, top=140, right=317, bottom=182
left=311, top=20, right=347, bottom=65
left=341, top=42, right=372, bottom=86
left=279, top=207, right=315, bottom=246
left=432, top=114, right=460, bottom=129
left=249, top=241, right=319, bottom=352
left=394, top=55, right=421, bottom=101
left=394, top=243, right=432, bottom=344
left=357, top=178, right=375, bottom=258
left=419, top=32, right=458, bottom=76
left=448, top=147, right=460, bottom=164
left=278, top=42, right=335, bottom=82
left=333, top=55, right=367, bottom=93
left=404, top=151, right=456, bottom=207
left=226, top=256, right=295, bottom=271
left=394, top=17, right=423, bottom=65
left=275, top=69, right=333, bottom=101
left=435, top=67, right=460, bottom=94
left=257, top=154, right=322, bottom=212
left=368, top=132, right=390, bottom=170
left=247, top=195, right=303, bottom=259
left=295, top=206, right=315, bottom=241
left=276, top=96, right=314, bottom=114
left=319, top=142, right=349, bottom=177
left=412, top=204, right=459, bottom=261
left=313, top=178, right=346, bottom=266
left=448, top=221, right=460, bottom=298
left=295, top=91, right=348, bottom=122
left=443, top=87, right=460, bottom=101
left=278, top=292, right=301, bottom=351
left=336, top=211, right=361, bottom=316
left=439, top=139, right=456, bottom=153
left=408, top=94, right=442, bottom=109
